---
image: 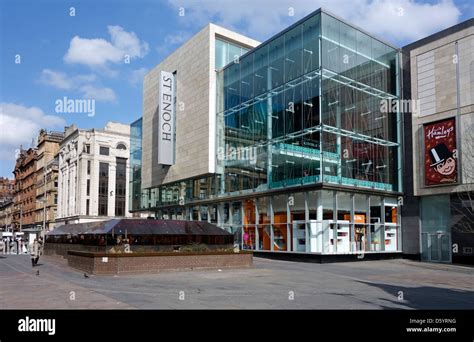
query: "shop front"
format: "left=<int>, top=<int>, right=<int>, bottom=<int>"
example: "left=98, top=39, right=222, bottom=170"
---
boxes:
left=156, top=189, right=402, bottom=256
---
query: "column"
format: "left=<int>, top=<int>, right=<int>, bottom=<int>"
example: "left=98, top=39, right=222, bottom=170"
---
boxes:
left=316, top=191, right=323, bottom=253
left=350, top=193, right=355, bottom=252
left=255, top=200, right=259, bottom=251
left=270, top=197, right=274, bottom=251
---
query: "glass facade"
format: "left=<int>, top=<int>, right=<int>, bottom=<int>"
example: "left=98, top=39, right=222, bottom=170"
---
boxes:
left=132, top=9, right=402, bottom=255
left=216, top=11, right=401, bottom=194
left=129, top=118, right=142, bottom=211
left=215, top=38, right=250, bottom=70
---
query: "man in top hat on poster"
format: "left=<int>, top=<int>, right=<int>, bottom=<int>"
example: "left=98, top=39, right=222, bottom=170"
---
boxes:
left=429, top=142, right=457, bottom=182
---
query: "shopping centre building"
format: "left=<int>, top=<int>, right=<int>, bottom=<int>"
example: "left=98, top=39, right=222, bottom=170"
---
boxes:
left=401, top=19, right=474, bottom=264
left=130, top=8, right=404, bottom=258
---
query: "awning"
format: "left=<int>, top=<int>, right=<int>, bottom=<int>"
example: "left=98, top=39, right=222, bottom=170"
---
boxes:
left=47, top=219, right=232, bottom=236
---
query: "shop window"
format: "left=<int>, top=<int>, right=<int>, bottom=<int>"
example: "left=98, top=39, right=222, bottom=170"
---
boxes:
left=273, top=224, right=287, bottom=251
left=337, top=192, right=351, bottom=221
left=384, top=204, right=398, bottom=224
left=322, top=190, right=334, bottom=220
left=257, top=197, right=271, bottom=250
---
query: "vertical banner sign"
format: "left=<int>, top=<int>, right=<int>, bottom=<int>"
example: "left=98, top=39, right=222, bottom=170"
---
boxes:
left=424, top=118, right=457, bottom=186
left=158, top=71, right=175, bottom=165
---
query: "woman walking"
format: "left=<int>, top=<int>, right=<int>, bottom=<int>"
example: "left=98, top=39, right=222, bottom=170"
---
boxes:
left=30, top=239, right=40, bottom=267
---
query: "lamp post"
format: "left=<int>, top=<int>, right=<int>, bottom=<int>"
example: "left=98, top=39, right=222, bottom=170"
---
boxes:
left=19, top=203, right=22, bottom=233
left=36, top=198, right=46, bottom=240
left=40, top=166, right=48, bottom=241
left=43, top=167, right=47, bottom=237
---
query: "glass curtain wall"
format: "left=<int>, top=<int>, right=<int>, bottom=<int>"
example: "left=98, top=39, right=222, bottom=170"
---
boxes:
left=129, top=118, right=142, bottom=211
left=217, top=13, right=321, bottom=195
left=320, top=12, right=400, bottom=192
left=216, top=10, right=401, bottom=196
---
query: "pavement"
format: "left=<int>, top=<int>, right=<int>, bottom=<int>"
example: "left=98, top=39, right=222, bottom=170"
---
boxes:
left=0, top=254, right=473, bottom=309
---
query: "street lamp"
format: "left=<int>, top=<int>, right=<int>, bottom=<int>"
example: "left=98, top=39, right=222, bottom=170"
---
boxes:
left=36, top=197, right=46, bottom=241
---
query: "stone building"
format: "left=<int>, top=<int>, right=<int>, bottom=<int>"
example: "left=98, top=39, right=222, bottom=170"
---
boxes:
left=0, top=177, right=15, bottom=205
left=35, top=129, right=64, bottom=232
left=12, top=148, right=37, bottom=231
left=56, top=122, right=131, bottom=226
left=402, top=18, right=474, bottom=264
left=0, top=200, right=14, bottom=231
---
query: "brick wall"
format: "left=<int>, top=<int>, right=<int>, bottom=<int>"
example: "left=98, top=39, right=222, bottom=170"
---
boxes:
left=67, top=251, right=253, bottom=275
left=45, top=243, right=232, bottom=257
left=44, top=243, right=104, bottom=257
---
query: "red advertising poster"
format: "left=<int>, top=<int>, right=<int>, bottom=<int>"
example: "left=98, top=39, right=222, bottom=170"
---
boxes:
left=424, top=118, right=457, bottom=186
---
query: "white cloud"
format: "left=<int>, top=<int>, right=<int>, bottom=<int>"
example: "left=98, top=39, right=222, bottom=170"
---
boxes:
left=39, top=69, right=74, bottom=90
left=129, top=67, right=148, bottom=86
left=0, top=103, right=66, bottom=161
left=168, top=0, right=461, bottom=45
left=39, top=69, right=96, bottom=90
left=108, top=25, right=149, bottom=58
left=352, top=0, right=461, bottom=42
left=39, top=69, right=116, bottom=103
left=64, top=25, right=149, bottom=67
left=79, top=85, right=117, bottom=102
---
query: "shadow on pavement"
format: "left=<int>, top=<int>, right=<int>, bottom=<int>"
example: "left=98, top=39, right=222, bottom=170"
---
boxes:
left=355, top=280, right=474, bottom=309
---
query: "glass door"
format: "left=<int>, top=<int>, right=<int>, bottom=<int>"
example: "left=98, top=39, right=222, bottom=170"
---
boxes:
left=422, top=232, right=451, bottom=263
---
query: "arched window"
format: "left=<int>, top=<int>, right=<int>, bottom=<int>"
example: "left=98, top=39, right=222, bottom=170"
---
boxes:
left=116, top=143, right=127, bottom=150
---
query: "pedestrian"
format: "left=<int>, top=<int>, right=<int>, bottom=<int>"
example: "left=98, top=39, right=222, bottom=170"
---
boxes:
left=38, top=237, right=44, bottom=260
left=30, top=238, right=40, bottom=267
left=0, top=239, right=4, bottom=255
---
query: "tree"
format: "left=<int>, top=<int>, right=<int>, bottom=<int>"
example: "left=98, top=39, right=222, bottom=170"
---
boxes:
left=451, top=120, right=474, bottom=233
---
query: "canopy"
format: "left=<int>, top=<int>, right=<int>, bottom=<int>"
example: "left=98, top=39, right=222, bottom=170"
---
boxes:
left=46, top=219, right=232, bottom=237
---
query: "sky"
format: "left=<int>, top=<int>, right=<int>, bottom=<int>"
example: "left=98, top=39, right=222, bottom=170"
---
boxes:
left=0, top=0, right=473, bottom=178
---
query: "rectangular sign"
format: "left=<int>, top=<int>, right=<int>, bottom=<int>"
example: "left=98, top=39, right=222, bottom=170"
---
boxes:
left=158, top=71, right=175, bottom=165
left=423, top=118, right=457, bottom=186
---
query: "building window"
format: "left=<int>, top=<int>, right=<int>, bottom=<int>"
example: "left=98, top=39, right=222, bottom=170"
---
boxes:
left=116, top=143, right=127, bottom=150
left=86, top=199, right=90, bottom=216
left=98, top=162, right=109, bottom=216
left=86, top=179, right=90, bottom=196
left=87, top=160, right=91, bottom=175
left=84, top=144, right=90, bottom=154
left=99, top=146, right=110, bottom=156
left=115, top=157, right=126, bottom=216
left=215, top=38, right=250, bottom=69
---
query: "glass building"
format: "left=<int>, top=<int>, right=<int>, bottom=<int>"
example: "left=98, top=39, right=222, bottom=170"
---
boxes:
left=129, top=118, right=142, bottom=212
left=132, top=9, right=403, bottom=256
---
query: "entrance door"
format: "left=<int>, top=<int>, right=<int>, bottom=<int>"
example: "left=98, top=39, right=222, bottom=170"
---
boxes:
left=422, top=232, right=451, bottom=263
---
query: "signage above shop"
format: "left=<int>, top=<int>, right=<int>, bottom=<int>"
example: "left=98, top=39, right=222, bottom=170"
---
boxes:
left=158, top=71, right=175, bottom=165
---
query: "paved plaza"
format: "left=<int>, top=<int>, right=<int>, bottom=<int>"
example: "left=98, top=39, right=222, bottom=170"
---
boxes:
left=0, top=254, right=473, bottom=309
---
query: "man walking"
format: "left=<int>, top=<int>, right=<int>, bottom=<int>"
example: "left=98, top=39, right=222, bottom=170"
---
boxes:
left=30, top=238, right=40, bottom=267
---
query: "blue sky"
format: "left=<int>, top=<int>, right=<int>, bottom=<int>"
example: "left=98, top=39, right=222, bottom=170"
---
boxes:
left=1, top=0, right=473, bottom=177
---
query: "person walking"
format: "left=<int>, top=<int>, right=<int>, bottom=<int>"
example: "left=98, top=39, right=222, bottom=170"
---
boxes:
left=30, top=239, right=40, bottom=267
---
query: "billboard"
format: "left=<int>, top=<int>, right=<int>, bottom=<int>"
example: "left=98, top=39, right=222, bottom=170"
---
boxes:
left=423, top=118, right=457, bottom=186
left=158, top=71, right=175, bottom=165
